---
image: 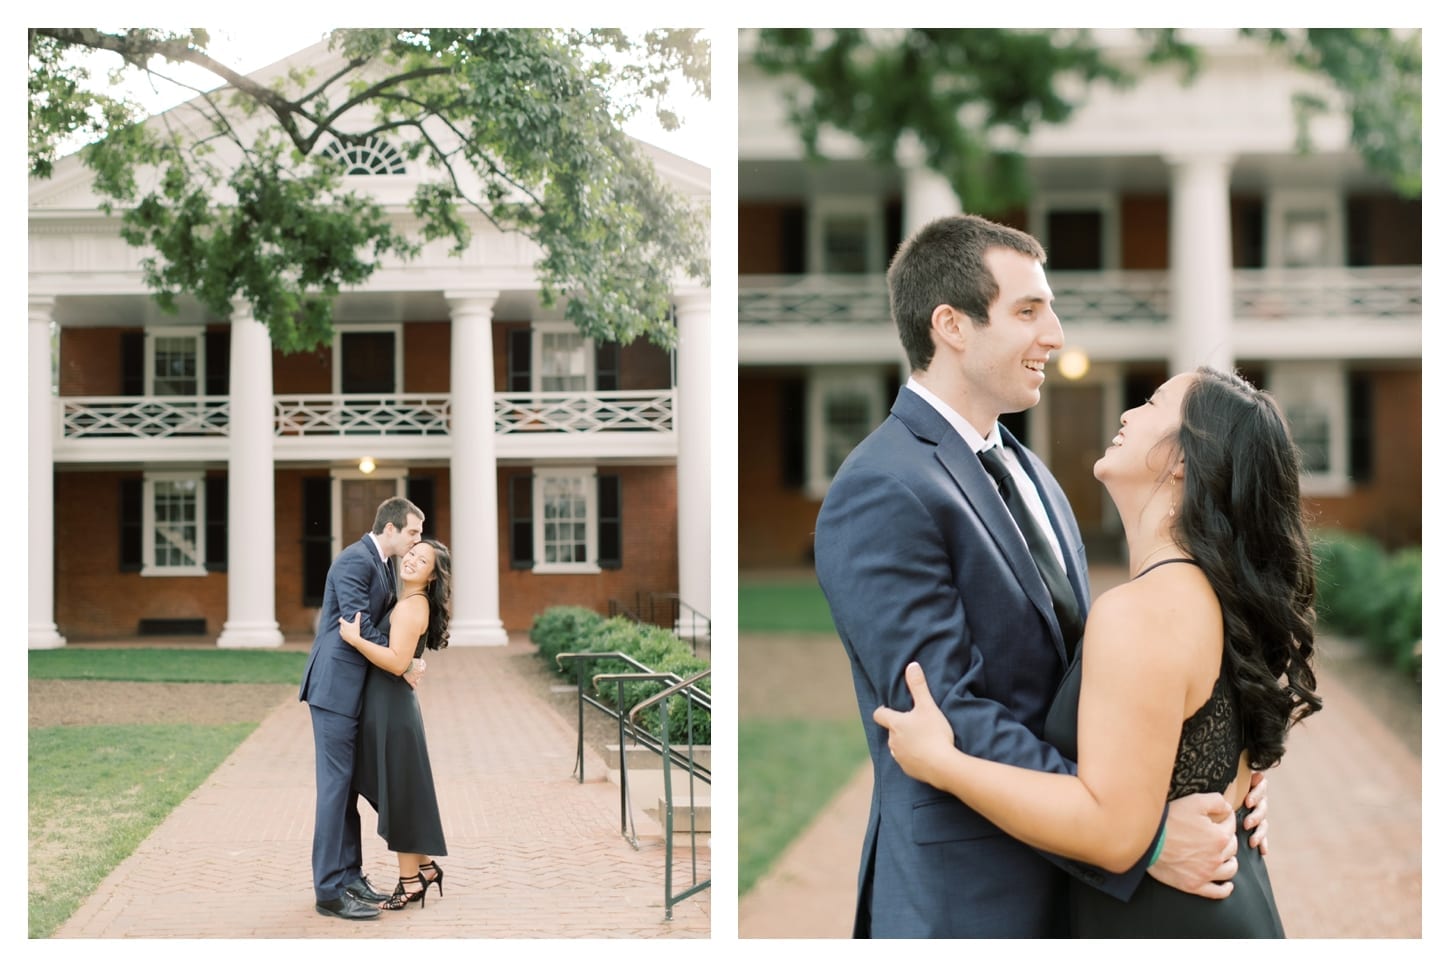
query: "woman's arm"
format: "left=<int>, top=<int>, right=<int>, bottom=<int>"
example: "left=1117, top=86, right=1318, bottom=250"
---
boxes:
left=339, top=599, right=426, bottom=677
left=872, top=587, right=1202, bottom=872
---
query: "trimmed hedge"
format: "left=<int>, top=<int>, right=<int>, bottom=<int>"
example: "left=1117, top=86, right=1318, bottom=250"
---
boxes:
left=531, top=608, right=710, bottom=745
left=1314, top=530, right=1421, bottom=679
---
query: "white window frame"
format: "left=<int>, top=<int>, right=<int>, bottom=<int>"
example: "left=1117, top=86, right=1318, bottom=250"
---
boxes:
left=1029, top=191, right=1121, bottom=271
left=1265, top=189, right=1344, bottom=269
left=808, top=196, right=884, bottom=276
left=141, top=471, right=207, bottom=576
left=532, top=466, right=601, bottom=574
left=807, top=367, right=886, bottom=498
left=332, top=323, right=404, bottom=395
left=531, top=322, right=594, bottom=392
left=144, top=327, right=205, bottom=397
left=1267, top=360, right=1351, bottom=496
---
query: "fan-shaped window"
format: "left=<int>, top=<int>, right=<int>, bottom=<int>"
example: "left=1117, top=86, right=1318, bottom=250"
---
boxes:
left=321, top=135, right=406, bottom=175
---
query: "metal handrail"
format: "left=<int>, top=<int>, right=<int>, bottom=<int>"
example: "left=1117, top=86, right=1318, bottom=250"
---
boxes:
left=628, top=669, right=712, bottom=921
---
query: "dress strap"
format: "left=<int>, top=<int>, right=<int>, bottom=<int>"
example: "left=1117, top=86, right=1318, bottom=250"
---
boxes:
left=1133, top=557, right=1198, bottom=580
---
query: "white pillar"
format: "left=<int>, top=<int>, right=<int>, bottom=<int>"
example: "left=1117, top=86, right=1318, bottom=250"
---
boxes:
left=897, top=132, right=961, bottom=236
left=673, top=289, right=711, bottom=632
left=217, top=303, right=283, bottom=647
left=446, top=291, right=508, bottom=646
left=29, top=299, right=65, bottom=649
left=1167, top=153, right=1236, bottom=375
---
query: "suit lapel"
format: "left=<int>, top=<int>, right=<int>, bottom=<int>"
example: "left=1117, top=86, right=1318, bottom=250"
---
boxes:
left=893, top=391, right=1065, bottom=662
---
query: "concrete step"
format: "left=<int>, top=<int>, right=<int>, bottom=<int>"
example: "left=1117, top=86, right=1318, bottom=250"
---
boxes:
left=605, top=744, right=711, bottom=772
left=605, top=762, right=711, bottom=833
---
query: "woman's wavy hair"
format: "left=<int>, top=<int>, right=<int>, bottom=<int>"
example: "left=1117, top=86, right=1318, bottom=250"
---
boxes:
left=1170, top=367, right=1322, bottom=768
left=417, top=538, right=452, bottom=651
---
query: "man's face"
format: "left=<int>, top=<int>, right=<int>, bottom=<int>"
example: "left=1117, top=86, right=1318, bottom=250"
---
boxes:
left=956, top=247, right=1064, bottom=429
left=383, top=514, right=424, bottom=557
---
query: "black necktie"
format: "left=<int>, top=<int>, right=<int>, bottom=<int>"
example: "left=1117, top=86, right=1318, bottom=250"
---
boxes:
left=977, top=446, right=1084, bottom=656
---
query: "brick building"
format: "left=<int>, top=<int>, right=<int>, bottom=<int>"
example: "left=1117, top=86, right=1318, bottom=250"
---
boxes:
left=738, top=28, right=1421, bottom=570
left=29, top=40, right=710, bottom=648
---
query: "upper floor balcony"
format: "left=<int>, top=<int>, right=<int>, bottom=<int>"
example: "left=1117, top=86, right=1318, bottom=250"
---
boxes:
left=738, top=266, right=1422, bottom=365
left=53, top=389, right=677, bottom=463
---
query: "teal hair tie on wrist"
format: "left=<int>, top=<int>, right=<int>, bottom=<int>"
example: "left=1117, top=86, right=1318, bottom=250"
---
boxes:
left=1148, top=830, right=1166, bottom=867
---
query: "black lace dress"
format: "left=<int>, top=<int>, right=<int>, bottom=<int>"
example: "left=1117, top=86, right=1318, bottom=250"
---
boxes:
left=1043, top=560, right=1284, bottom=938
left=353, top=609, right=447, bottom=857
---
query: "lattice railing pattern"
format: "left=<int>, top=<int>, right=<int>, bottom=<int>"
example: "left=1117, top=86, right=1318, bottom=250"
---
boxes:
left=494, top=391, right=674, bottom=434
left=59, top=392, right=676, bottom=439
left=60, top=397, right=231, bottom=438
left=739, top=268, right=1420, bottom=327
left=274, top=395, right=451, bottom=436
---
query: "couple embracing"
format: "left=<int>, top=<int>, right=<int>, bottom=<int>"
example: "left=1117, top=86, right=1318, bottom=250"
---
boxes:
left=298, top=496, right=454, bottom=920
left=814, top=214, right=1322, bottom=938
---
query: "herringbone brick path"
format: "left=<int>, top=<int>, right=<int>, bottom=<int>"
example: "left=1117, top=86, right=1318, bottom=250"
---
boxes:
left=54, top=638, right=709, bottom=939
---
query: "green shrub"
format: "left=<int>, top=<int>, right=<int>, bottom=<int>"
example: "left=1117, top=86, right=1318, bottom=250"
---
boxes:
left=532, top=606, right=710, bottom=745
left=1313, top=530, right=1421, bottom=679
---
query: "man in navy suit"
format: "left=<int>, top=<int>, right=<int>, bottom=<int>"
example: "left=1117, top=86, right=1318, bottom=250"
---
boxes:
left=814, top=215, right=1258, bottom=937
left=299, top=495, right=424, bottom=920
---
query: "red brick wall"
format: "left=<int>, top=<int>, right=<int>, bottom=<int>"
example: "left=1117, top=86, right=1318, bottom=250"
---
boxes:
left=403, top=322, right=451, bottom=393
left=497, top=464, right=679, bottom=630
left=1303, top=368, right=1422, bottom=548
left=59, top=328, right=132, bottom=395
left=738, top=372, right=822, bottom=569
left=1120, top=194, right=1170, bottom=270
left=620, top=339, right=672, bottom=390
left=272, top=344, right=331, bottom=394
left=55, top=470, right=230, bottom=639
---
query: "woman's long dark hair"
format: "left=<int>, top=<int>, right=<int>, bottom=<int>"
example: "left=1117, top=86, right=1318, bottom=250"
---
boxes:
left=418, top=538, right=452, bottom=651
left=1172, top=367, right=1321, bottom=769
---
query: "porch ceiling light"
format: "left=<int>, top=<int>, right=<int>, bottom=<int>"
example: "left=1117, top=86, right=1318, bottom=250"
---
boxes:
left=1057, top=349, right=1090, bottom=381
left=359, top=456, right=377, bottom=474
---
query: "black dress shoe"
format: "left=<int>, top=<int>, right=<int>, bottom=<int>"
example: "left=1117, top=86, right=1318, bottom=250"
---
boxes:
left=316, top=893, right=380, bottom=920
left=344, top=874, right=390, bottom=904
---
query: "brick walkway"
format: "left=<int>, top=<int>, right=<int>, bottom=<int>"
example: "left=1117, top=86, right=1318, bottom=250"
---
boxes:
left=54, top=637, right=709, bottom=939
left=739, top=567, right=1422, bottom=939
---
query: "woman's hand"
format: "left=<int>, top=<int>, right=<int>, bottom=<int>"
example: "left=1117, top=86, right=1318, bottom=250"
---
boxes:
left=872, top=661, right=956, bottom=788
left=338, top=612, right=364, bottom=650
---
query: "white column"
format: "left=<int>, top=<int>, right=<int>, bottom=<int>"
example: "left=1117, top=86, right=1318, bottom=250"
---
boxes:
left=673, top=288, right=711, bottom=633
left=897, top=132, right=961, bottom=236
left=29, top=299, right=65, bottom=649
left=446, top=291, right=508, bottom=646
left=1167, top=152, right=1236, bottom=375
left=217, top=303, right=283, bottom=647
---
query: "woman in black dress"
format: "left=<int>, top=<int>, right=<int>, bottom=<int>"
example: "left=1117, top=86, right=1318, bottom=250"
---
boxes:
left=339, top=538, right=451, bottom=910
left=874, top=367, right=1322, bottom=937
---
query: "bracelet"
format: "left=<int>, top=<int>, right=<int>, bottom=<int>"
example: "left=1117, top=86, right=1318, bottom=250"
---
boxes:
left=1148, top=829, right=1166, bottom=867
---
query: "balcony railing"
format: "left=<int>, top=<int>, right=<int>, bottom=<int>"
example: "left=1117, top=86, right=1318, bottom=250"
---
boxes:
left=739, top=267, right=1421, bottom=327
left=276, top=395, right=452, bottom=436
left=495, top=391, right=674, bottom=434
left=56, top=390, right=675, bottom=441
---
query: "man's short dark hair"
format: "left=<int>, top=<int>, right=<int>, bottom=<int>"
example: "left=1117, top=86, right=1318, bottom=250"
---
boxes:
left=887, top=214, right=1047, bottom=372
left=373, top=496, right=424, bottom=534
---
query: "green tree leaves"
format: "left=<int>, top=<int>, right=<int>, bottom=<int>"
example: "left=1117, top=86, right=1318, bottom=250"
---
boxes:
left=29, top=27, right=709, bottom=352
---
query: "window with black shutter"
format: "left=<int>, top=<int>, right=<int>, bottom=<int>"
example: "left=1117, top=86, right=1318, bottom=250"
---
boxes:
left=205, top=331, right=229, bottom=395
left=1349, top=372, right=1374, bottom=483
left=407, top=476, right=436, bottom=528
left=508, top=473, right=534, bottom=569
left=121, top=332, right=144, bottom=396
left=782, top=377, right=805, bottom=489
left=301, top=477, right=332, bottom=606
left=507, top=329, right=532, bottom=392
left=204, top=476, right=227, bottom=571
left=595, top=342, right=620, bottom=392
left=598, top=473, right=622, bottom=569
left=119, top=478, right=143, bottom=571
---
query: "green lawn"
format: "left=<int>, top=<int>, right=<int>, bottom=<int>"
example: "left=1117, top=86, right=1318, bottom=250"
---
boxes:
left=27, top=647, right=306, bottom=683
left=738, top=718, right=868, bottom=896
left=739, top=578, right=837, bottom=633
left=28, top=648, right=300, bottom=937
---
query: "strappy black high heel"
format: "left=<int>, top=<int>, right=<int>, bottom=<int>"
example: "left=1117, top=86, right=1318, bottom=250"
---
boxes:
left=380, top=873, right=430, bottom=910
left=419, top=860, right=444, bottom=897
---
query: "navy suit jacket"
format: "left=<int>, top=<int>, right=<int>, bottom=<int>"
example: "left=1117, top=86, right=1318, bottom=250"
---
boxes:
left=298, top=535, right=395, bottom=719
left=814, top=387, right=1153, bottom=938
